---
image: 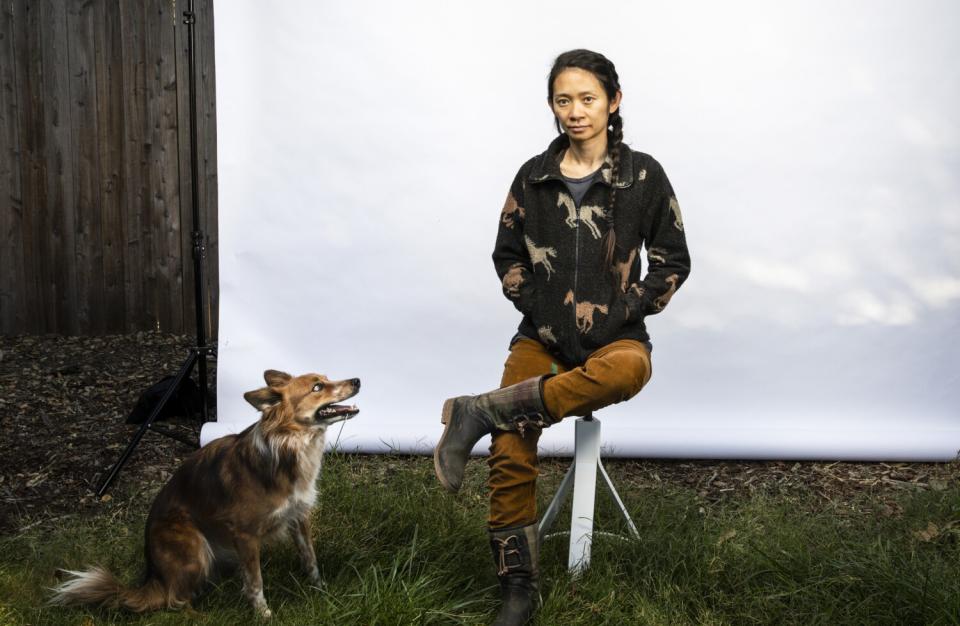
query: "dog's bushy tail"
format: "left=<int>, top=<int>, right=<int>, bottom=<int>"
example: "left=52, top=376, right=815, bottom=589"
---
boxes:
left=50, top=567, right=170, bottom=612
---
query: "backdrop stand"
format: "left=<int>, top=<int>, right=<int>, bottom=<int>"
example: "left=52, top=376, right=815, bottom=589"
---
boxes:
left=96, top=0, right=215, bottom=497
left=538, top=415, right=640, bottom=575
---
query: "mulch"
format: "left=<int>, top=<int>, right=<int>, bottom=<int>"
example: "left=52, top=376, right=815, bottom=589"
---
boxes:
left=1, top=333, right=957, bottom=536
left=0, top=332, right=210, bottom=535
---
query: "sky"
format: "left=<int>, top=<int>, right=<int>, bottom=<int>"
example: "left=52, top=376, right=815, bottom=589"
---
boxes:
left=206, top=0, right=960, bottom=460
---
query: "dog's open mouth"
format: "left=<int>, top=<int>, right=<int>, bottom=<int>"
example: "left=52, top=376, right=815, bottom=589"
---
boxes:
left=315, top=404, right=359, bottom=421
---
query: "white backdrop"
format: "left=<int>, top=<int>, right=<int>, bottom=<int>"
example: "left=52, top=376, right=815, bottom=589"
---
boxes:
left=203, top=0, right=960, bottom=460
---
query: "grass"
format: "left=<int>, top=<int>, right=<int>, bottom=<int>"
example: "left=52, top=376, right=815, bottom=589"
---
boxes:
left=1, top=454, right=958, bottom=625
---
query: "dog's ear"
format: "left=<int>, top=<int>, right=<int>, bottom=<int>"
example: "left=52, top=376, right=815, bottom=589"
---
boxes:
left=244, top=386, right=282, bottom=411
left=263, top=370, right=292, bottom=387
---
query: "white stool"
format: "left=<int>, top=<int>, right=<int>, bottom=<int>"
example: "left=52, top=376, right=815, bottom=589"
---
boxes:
left=538, top=415, right=640, bottom=575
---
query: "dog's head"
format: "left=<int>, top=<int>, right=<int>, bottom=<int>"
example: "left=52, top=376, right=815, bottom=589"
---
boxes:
left=243, top=370, right=360, bottom=429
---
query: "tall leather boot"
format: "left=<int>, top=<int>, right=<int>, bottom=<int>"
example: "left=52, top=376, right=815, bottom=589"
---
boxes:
left=489, top=523, right=540, bottom=626
left=434, top=376, right=554, bottom=493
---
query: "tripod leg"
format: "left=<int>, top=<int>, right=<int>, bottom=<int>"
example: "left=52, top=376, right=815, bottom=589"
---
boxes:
left=598, top=460, right=640, bottom=540
left=197, top=349, right=210, bottom=423
left=96, top=352, right=199, bottom=497
left=538, top=461, right=576, bottom=542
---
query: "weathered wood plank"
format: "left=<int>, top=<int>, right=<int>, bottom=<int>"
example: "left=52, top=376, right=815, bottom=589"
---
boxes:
left=41, top=0, right=79, bottom=335
left=142, top=0, right=164, bottom=331
left=173, top=0, right=194, bottom=336
left=139, top=0, right=162, bottom=332
left=34, top=0, right=56, bottom=333
left=93, top=0, right=126, bottom=331
left=15, top=0, right=46, bottom=334
left=0, top=0, right=25, bottom=334
left=119, top=0, right=147, bottom=332
left=163, top=0, right=184, bottom=333
left=152, top=0, right=182, bottom=332
left=67, top=0, right=104, bottom=334
left=198, top=0, right=218, bottom=340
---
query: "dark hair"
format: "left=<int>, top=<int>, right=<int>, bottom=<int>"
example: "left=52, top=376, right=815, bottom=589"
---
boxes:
left=547, top=49, right=624, bottom=278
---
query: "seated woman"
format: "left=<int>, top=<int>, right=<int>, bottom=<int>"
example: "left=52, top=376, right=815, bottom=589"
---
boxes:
left=434, top=48, right=691, bottom=625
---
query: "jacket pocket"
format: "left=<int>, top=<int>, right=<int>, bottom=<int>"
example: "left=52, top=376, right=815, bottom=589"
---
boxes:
left=526, top=286, right=560, bottom=354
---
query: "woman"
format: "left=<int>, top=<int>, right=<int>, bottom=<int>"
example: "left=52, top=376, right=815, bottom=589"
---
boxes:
left=435, top=49, right=691, bottom=625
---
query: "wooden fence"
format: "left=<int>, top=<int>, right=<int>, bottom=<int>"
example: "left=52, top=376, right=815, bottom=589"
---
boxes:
left=0, top=0, right=218, bottom=337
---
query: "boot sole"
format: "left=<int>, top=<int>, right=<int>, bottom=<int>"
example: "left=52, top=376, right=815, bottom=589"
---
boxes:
left=434, top=398, right=459, bottom=493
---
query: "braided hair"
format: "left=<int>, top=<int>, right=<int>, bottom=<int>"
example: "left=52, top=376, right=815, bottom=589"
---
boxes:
left=547, top=49, right=624, bottom=279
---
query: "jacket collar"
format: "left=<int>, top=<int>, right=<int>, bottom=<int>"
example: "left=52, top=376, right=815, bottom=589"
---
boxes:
left=527, top=133, right=634, bottom=188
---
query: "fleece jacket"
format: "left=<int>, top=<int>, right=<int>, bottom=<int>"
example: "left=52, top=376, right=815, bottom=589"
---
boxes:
left=493, top=133, right=691, bottom=366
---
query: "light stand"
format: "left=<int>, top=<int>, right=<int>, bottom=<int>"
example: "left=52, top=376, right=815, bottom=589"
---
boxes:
left=96, top=0, right=215, bottom=497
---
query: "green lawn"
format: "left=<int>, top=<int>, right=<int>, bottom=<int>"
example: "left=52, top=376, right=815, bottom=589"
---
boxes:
left=2, top=454, right=958, bottom=625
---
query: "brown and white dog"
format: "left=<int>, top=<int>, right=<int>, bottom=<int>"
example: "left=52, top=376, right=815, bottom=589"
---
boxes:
left=51, top=370, right=360, bottom=618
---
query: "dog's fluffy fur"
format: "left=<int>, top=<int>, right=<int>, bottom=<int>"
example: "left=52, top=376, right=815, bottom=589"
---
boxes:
left=51, top=369, right=360, bottom=618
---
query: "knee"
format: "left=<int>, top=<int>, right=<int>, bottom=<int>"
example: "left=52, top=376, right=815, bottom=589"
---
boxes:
left=601, top=349, right=650, bottom=401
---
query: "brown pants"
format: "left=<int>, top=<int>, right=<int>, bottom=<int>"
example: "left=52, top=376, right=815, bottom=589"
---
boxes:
left=487, top=337, right=652, bottom=529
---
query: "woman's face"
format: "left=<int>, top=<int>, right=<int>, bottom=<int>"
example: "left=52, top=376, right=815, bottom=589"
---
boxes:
left=549, top=68, right=621, bottom=145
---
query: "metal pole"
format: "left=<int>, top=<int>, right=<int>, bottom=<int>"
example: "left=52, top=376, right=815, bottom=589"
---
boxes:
left=568, top=416, right=601, bottom=574
left=184, top=0, right=211, bottom=422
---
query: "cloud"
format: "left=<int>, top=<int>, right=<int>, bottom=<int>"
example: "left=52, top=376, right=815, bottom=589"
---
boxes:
left=739, top=256, right=813, bottom=292
left=805, top=249, right=859, bottom=282
left=898, top=114, right=958, bottom=150
left=682, top=245, right=960, bottom=330
left=673, top=308, right=727, bottom=331
left=836, top=289, right=917, bottom=326
left=911, top=277, right=960, bottom=309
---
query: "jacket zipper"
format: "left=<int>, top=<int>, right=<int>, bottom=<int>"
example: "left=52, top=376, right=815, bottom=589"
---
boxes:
left=572, top=203, right=581, bottom=337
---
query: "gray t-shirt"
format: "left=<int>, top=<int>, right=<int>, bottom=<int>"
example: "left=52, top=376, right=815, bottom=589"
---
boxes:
left=561, top=167, right=602, bottom=208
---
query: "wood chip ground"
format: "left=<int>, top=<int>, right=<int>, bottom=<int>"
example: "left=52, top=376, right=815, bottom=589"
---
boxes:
left=1, top=333, right=956, bottom=535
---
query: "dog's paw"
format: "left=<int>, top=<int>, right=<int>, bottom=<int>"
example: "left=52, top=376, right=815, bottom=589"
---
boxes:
left=307, top=566, right=322, bottom=586
left=251, top=595, right=272, bottom=620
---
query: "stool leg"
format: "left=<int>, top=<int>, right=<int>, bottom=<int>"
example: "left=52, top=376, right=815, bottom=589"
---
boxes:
left=598, top=460, right=640, bottom=540
left=569, top=416, right=601, bottom=575
left=539, top=461, right=575, bottom=542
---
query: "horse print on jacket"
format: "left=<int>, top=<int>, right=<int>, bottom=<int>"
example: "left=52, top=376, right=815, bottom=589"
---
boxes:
left=502, top=263, right=526, bottom=299
left=537, top=325, right=558, bottom=345
left=557, top=192, right=607, bottom=240
left=647, top=247, right=667, bottom=265
left=524, top=235, right=557, bottom=280
left=564, top=290, right=608, bottom=334
left=614, top=248, right=639, bottom=293
left=501, top=191, right=524, bottom=229
left=669, top=196, right=684, bottom=232
left=654, top=274, right=680, bottom=311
